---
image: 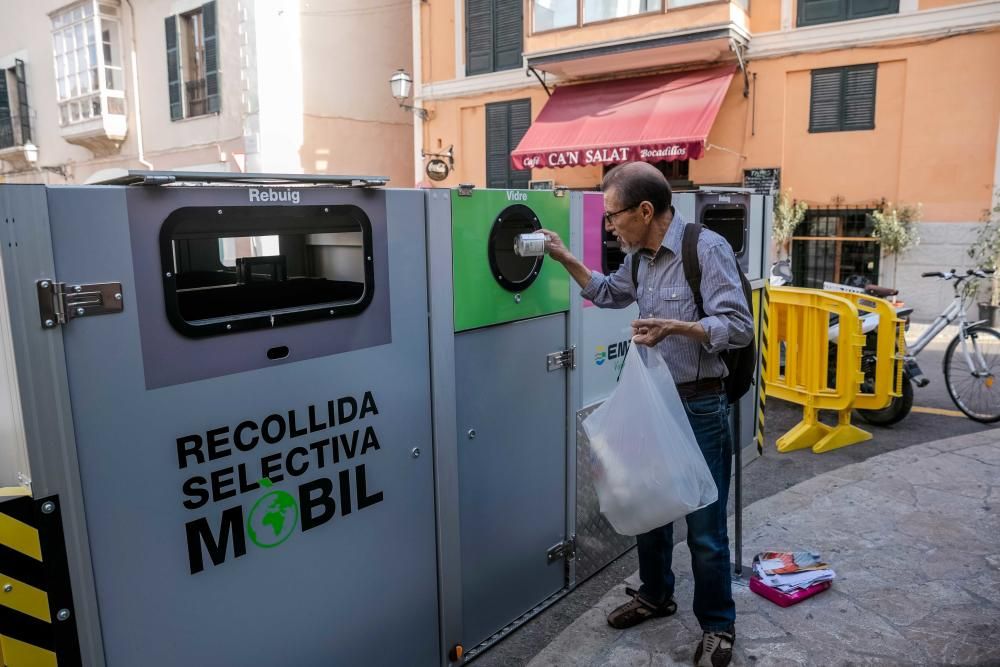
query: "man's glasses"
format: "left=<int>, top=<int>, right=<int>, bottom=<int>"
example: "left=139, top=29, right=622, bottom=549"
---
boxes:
left=603, top=204, right=638, bottom=227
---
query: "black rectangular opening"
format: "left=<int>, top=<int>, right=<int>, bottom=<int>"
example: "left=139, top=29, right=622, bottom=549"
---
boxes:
left=601, top=223, right=626, bottom=275
left=701, top=204, right=747, bottom=256
left=160, top=205, right=373, bottom=337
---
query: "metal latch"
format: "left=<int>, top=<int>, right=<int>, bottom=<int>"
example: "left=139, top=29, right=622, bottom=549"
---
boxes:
left=37, top=280, right=124, bottom=328
left=546, top=346, right=575, bottom=371
left=546, top=537, right=576, bottom=564
left=457, top=183, right=475, bottom=197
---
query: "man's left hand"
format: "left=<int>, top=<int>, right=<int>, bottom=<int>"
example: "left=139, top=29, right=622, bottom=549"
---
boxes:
left=631, top=318, right=707, bottom=346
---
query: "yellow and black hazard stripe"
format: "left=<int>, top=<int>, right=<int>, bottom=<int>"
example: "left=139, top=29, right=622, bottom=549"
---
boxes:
left=0, top=495, right=81, bottom=667
left=756, top=286, right=770, bottom=456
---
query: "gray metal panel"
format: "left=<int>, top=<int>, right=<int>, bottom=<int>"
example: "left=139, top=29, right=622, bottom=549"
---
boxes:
left=0, top=244, right=29, bottom=488
left=96, top=170, right=389, bottom=186
left=762, top=195, right=774, bottom=275
left=47, top=186, right=439, bottom=666
left=674, top=192, right=696, bottom=222
left=0, top=185, right=106, bottom=666
left=425, top=189, right=464, bottom=665
left=455, top=315, right=567, bottom=649
left=566, top=192, right=584, bottom=588
left=574, top=403, right=634, bottom=582
left=748, top=194, right=765, bottom=281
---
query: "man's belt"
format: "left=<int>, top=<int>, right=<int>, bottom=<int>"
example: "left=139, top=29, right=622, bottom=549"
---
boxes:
left=676, top=377, right=724, bottom=399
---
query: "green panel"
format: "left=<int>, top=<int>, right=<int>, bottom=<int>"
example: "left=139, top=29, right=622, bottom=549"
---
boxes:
left=452, top=189, right=570, bottom=332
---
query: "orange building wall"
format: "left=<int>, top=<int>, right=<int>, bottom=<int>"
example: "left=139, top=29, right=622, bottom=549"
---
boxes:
left=920, top=0, right=980, bottom=8
left=744, top=30, right=1000, bottom=221
left=691, top=74, right=751, bottom=185
left=422, top=86, right=547, bottom=186
left=749, top=0, right=781, bottom=33
left=423, top=0, right=457, bottom=84
left=420, top=23, right=999, bottom=221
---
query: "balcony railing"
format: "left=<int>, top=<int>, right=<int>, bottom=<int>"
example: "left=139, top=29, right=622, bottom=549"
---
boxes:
left=185, top=78, right=208, bottom=118
left=0, top=114, right=32, bottom=150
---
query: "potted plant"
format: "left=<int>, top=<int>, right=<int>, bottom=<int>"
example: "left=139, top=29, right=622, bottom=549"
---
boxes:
left=871, top=202, right=921, bottom=293
left=966, top=192, right=1000, bottom=326
left=772, top=189, right=808, bottom=262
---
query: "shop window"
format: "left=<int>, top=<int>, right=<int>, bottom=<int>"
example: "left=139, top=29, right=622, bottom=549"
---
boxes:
left=798, top=0, right=898, bottom=27
left=584, top=0, right=661, bottom=23
left=791, top=207, right=881, bottom=288
left=603, top=160, right=691, bottom=189
left=534, top=0, right=576, bottom=31
left=486, top=99, right=532, bottom=189
left=165, top=1, right=218, bottom=120
left=809, top=64, right=877, bottom=133
left=161, top=204, right=373, bottom=337
left=467, top=0, right=522, bottom=75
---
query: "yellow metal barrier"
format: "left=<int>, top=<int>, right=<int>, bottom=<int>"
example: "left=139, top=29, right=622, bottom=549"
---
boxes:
left=764, top=287, right=870, bottom=453
left=827, top=291, right=905, bottom=413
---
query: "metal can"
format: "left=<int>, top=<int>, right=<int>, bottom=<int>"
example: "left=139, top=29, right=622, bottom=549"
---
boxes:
left=514, top=232, right=546, bottom=257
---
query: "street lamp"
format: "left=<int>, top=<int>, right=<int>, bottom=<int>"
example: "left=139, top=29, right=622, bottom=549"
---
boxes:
left=390, top=69, right=430, bottom=120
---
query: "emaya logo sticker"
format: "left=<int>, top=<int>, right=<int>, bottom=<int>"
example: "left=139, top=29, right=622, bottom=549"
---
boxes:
left=248, top=188, right=300, bottom=204
left=596, top=339, right=631, bottom=373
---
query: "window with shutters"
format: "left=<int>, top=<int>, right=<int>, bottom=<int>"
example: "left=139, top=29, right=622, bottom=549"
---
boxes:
left=467, top=0, right=523, bottom=76
left=0, top=61, right=33, bottom=150
left=486, top=99, right=532, bottom=189
left=809, top=64, right=877, bottom=133
left=50, top=1, right=125, bottom=126
left=797, top=0, right=898, bottom=27
left=166, top=1, right=219, bottom=121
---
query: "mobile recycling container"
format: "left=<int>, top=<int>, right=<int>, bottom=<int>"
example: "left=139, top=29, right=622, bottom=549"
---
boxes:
left=0, top=172, right=441, bottom=667
left=426, top=186, right=575, bottom=661
left=0, top=175, right=769, bottom=667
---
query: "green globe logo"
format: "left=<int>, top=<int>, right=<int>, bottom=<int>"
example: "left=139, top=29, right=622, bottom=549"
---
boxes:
left=246, top=479, right=300, bottom=549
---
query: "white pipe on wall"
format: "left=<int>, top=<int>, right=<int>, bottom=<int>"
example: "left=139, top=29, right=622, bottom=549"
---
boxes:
left=125, top=0, right=153, bottom=169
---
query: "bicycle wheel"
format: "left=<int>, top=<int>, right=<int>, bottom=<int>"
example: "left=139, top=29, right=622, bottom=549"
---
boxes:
left=943, top=326, right=1000, bottom=423
left=856, top=377, right=914, bottom=427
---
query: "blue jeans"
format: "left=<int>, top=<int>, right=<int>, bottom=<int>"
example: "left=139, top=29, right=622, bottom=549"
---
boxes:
left=636, top=392, right=735, bottom=633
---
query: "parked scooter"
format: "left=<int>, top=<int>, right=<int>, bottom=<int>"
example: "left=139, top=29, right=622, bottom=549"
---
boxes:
left=768, top=261, right=917, bottom=425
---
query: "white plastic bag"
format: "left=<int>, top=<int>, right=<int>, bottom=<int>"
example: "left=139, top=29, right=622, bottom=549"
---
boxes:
left=582, top=344, right=718, bottom=536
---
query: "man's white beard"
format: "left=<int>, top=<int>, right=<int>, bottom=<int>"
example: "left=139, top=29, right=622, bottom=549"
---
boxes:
left=619, top=238, right=638, bottom=254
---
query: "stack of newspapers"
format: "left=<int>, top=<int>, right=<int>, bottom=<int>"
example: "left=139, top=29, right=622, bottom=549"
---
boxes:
left=752, top=551, right=835, bottom=594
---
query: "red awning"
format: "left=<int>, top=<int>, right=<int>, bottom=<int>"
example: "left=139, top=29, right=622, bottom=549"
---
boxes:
left=511, top=65, right=736, bottom=170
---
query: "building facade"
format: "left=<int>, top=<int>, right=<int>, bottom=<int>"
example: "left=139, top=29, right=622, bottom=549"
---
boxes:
left=0, top=0, right=414, bottom=187
left=413, top=0, right=1000, bottom=318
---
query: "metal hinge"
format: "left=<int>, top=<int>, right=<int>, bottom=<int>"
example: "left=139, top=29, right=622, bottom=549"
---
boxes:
left=546, top=346, right=575, bottom=371
left=37, top=280, right=124, bottom=329
left=546, top=536, right=576, bottom=564
left=457, top=183, right=475, bottom=197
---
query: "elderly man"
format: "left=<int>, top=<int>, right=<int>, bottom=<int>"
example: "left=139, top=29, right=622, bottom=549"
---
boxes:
left=541, top=162, right=752, bottom=667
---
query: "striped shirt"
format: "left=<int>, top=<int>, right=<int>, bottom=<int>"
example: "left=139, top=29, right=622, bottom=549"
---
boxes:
left=580, top=209, right=754, bottom=385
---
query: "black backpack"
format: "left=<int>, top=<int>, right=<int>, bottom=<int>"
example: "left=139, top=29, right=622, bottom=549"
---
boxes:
left=631, top=222, right=756, bottom=404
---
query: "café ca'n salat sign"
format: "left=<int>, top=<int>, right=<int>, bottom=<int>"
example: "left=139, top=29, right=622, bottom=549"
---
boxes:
left=512, top=142, right=700, bottom=170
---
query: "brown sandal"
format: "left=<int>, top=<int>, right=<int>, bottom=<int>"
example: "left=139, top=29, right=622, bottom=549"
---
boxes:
left=606, top=587, right=677, bottom=629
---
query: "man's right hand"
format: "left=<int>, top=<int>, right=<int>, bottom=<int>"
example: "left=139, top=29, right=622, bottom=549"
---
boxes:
left=539, top=229, right=594, bottom=289
left=540, top=229, right=572, bottom=263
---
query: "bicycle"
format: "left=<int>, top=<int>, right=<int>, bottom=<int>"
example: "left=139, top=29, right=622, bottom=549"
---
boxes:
left=905, top=268, right=1000, bottom=423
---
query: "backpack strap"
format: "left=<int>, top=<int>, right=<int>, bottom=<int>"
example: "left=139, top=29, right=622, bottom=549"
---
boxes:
left=630, top=252, right=640, bottom=292
left=682, top=222, right=704, bottom=317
